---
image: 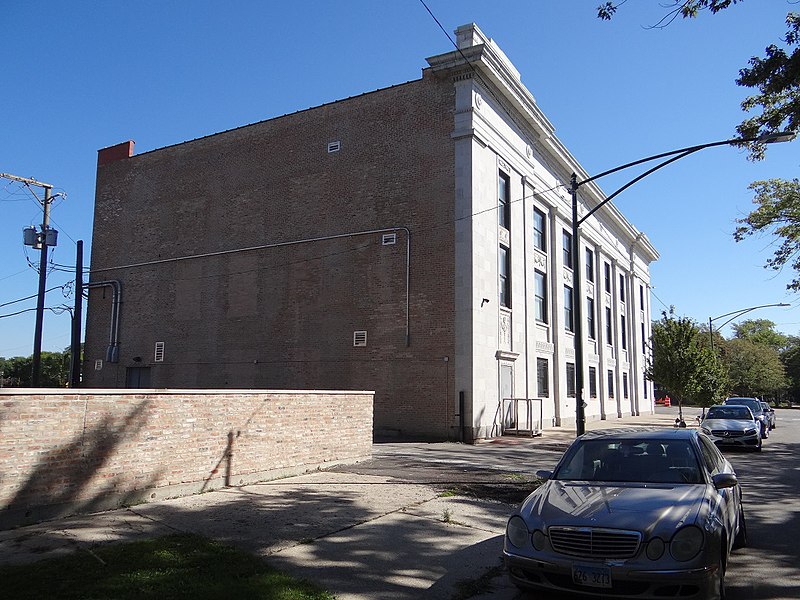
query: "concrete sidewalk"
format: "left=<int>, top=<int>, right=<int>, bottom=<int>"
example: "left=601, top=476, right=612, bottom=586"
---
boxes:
left=0, top=409, right=681, bottom=600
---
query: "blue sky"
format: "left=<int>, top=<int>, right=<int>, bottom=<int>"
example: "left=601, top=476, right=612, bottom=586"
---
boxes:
left=1, top=0, right=798, bottom=358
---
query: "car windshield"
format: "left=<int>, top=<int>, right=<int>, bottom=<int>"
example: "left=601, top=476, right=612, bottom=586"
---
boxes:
left=554, top=439, right=703, bottom=484
left=726, top=399, right=762, bottom=415
left=706, top=406, right=752, bottom=420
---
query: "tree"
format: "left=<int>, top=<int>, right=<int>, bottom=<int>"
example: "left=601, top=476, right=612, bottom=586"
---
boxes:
left=780, top=338, right=800, bottom=404
left=723, top=337, right=788, bottom=399
left=647, top=310, right=728, bottom=413
left=0, top=349, right=71, bottom=388
left=734, top=179, right=800, bottom=290
left=731, top=318, right=790, bottom=350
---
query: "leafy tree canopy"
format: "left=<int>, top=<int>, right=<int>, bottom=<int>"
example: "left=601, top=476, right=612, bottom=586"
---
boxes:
left=723, top=337, right=788, bottom=396
left=731, top=318, right=789, bottom=350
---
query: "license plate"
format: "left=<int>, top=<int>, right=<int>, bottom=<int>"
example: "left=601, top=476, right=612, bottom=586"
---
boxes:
left=572, top=563, right=612, bottom=588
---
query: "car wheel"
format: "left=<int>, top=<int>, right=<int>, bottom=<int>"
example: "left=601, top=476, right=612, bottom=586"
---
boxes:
left=733, top=505, right=747, bottom=549
left=761, top=424, right=769, bottom=439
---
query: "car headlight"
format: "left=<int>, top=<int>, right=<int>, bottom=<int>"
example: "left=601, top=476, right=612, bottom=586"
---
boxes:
left=646, top=537, right=665, bottom=560
left=670, top=526, right=703, bottom=561
left=506, top=516, right=530, bottom=548
left=744, top=427, right=757, bottom=435
left=531, top=529, right=546, bottom=551
left=700, top=426, right=711, bottom=435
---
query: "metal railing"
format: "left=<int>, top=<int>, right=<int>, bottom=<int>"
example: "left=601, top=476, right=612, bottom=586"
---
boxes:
left=502, top=398, right=543, bottom=437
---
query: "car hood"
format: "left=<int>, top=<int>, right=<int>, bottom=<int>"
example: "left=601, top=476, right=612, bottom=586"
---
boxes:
left=520, top=480, right=706, bottom=535
left=702, top=418, right=757, bottom=431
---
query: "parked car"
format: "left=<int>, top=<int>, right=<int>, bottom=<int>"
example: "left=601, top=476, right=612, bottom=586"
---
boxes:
left=504, top=428, right=746, bottom=599
left=723, top=397, right=769, bottom=439
left=700, top=405, right=762, bottom=451
left=760, top=401, right=776, bottom=430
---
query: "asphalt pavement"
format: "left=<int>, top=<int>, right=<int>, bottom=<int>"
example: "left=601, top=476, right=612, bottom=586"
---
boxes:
left=0, top=410, right=681, bottom=600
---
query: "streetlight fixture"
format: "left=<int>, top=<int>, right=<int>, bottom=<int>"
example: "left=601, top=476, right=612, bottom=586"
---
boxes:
left=570, top=131, right=795, bottom=436
left=708, top=303, right=791, bottom=351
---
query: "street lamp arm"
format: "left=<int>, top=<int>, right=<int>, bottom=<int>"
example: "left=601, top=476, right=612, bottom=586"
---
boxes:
left=711, top=303, right=790, bottom=331
left=578, top=147, right=701, bottom=226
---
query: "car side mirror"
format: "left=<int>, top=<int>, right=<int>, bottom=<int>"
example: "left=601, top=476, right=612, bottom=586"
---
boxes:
left=536, top=470, right=553, bottom=480
left=712, top=473, right=738, bottom=490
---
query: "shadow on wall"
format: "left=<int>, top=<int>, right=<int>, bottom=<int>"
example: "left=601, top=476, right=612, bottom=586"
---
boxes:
left=0, top=400, right=164, bottom=528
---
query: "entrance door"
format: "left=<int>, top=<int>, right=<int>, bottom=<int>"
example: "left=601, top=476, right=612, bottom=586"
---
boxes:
left=126, top=366, right=151, bottom=388
left=501, top=363, right=515, bottom=428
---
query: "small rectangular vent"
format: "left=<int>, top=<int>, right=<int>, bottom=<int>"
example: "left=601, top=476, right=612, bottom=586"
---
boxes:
left=353, top=331, right=367, bottom=347
left=154, top=341, right=165, bottom=362
left=327, top=141, right=341, bottom=153
left=382, top=233, right=397, bottom=246
left=94, top=359, right=103, bottom=371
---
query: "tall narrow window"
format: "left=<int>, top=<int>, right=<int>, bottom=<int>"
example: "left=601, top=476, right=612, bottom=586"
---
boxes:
left=621, top=315, right=627, bottom=350
left=605, top=307, right=613, bottom=345
left=641, top=322, right=646, bottom=349
left=619, top=274, right=626, bottom=303
left=537, top=358, right=549, bottom=398
left=533, top=207, right=546, bottom=252
left=644, top=372, right=649, bottom=399
left=534, top=270, right=547, bottom=323
left=563, top=230, right=573, bottom=269
left=587, top=297, right=595, bottom=340
left=640, top=284, right=645, bottom=310
left=564, top=286, right=574, bottom=332
left=499, top=246, right=511, bottom=308
left=566, top=362, right=576, bottom=397
left=498, top=171, right=510, bottom=230
left=589, top=367, right=598, bottom=398
left=585, top=248, right=594, bottom=282
left=604, top=262, right=611, bottom=293
left=623, top=373, right=629, bottom=399
left=608, top=370, right=615, bottom=398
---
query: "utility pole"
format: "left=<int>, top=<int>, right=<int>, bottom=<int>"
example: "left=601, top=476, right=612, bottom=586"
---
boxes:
left=0, top=173, right=57, bottom=387
left=70, top=240, right=83, bottom=387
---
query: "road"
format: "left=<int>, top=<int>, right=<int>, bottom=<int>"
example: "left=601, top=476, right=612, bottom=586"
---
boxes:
left=667, top=405, right=800, bottom=600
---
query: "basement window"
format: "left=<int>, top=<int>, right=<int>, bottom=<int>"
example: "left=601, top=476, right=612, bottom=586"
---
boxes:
left=327, top=141, right=341, bottom=153
left=353, top=331, right=367, bottom=347
left=382, top=233, right=397, bottom=245
left=154, top=341, right=165, bottom=362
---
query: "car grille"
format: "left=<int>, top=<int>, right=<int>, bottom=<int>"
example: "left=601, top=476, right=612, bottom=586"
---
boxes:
left=548, top=527, right=641, bottom=559
left=711, top=430, right=745, bottom=437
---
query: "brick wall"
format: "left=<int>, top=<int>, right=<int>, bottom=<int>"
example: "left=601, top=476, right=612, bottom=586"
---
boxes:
left=84, top=70, right=457, bottom=440
left=0, top=389, right=373, bottom=529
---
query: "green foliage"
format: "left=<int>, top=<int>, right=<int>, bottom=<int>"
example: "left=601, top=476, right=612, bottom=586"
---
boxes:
left=597, top=1, right=740, bottom=22
left=780, top=339, right=800, bottom=402
left=721, top=337, right=788, bottom=397
left=731, top=318, right=790, bottom=350
left=734, top=179, right=800, bottom=290
left=647, top=310, right=728, bottom=408
left=0, top=349, right=71, bottom=387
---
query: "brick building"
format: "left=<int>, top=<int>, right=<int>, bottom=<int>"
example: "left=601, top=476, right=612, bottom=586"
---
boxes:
left=84, top=23, right=658, bottom=441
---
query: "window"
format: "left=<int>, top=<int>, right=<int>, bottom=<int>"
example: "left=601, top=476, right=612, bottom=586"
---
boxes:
left=589, top=367, right=598, bottom=398
left=564, top=285, right=574, bottom=332
left=563, top=230, right=573, bottom=269
left=585, top=248, right=594, bottom=282
left=621, top=315, right=627, bottom=350
left=537, top=358, right=549, bottom=398
left=499, top=246, right=511, bottom=308
left=604, top=262, right=611, bottom=293
left=623, top=373, right=629, bottom=399
left=605, top=307, right=613, bottom=345
left=498, top=171, right=510, bottom=230
left=587, top=297, right=595, bottom=339
left=608, top=370, right=615, bottom=398
left=533, top=207, right=546, bottom=252
left=644, top=372, right=648, bottom=399
left=640, top=284, right=645, bottom=310
left=534, top=270, right=547, bottom=323
left=566, top=363, right=576, bottom=397
left=641, top=322, right=646, bottom=349
left=619, top=274, right=626, bottom=303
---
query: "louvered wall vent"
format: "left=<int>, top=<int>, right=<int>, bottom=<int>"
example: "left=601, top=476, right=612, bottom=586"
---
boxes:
left=382, top=233, right=397, bottom=245
left=154, top=341, right=165, bottom=362
left=353, top=331, right=367, bottom=347
left=94, top=359, right=103, bottom=371
left=327, top=141, right=341, bottom=153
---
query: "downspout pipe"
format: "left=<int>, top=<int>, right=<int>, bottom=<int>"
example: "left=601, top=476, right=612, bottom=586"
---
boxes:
left=85, top=280, right=122, bottom=363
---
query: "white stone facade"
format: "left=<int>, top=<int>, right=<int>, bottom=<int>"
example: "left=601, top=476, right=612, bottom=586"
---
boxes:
left=430, top=24, right=658, bottom=439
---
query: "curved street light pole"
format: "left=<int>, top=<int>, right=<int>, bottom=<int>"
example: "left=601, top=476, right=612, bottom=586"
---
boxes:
left=571, top=132, right=794, bottom=436
left=708, top=302, right=791, bottom=352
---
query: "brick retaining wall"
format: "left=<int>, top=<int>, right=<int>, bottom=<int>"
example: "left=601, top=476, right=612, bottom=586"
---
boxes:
left=0, top=389, right=373, bottom=529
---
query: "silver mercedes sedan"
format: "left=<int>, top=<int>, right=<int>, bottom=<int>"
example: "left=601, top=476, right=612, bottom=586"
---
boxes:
left=504, top=428, right=746, bottom=599
left=700, top=404, right=762, bottom=451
